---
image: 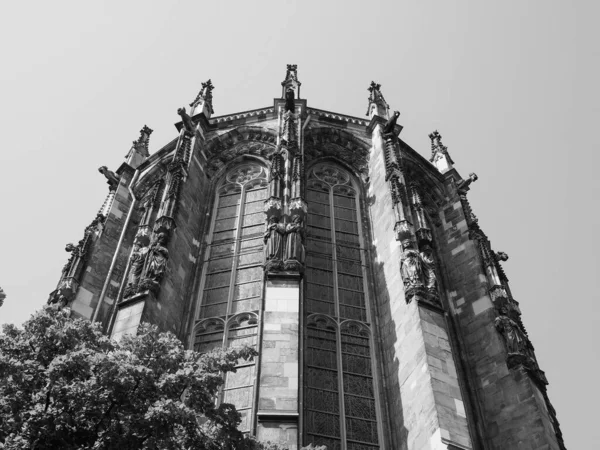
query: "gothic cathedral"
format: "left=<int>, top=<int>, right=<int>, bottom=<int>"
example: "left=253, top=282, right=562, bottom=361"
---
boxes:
left=49, top=66, right=565, bottom=450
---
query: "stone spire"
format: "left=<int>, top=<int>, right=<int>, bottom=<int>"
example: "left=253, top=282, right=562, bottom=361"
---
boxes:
left=125, top=125, right=153, bottom=169
left=190, top=79, right=214, bottom=119
left=428, top=130, right=454, bottom=173
left=367, top=81, right=389, bottom=119
left=281, top=64, right=301, bottom=100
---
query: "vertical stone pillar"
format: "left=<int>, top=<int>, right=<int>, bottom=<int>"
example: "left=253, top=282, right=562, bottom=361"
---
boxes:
left=108, top=112, right=193, bottom=340
left=368, top=102, right=474, bottom=449
left=257, top=65, right=304, bottom=449
left=256, top=276, right=300, bottom=449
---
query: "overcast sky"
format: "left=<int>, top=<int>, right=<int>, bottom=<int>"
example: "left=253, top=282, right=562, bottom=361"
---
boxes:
left=1, top=0, right=598, bottom=447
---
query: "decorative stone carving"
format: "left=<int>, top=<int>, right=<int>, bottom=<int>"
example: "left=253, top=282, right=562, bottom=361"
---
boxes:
left=264, top=217, right=285, bottom=271
left=494, top=303, right=549, bottom=390
left=366, top=81, right=389, bottom=118
left=139, top=233, right=169, bottom=294
left=98, top=166, right=119, bottom=191
left=383, top=110, right=400, bottom=134
left=304, top=128, right=370, bottom=176
left=264, top=197, right=283, bottom=218
left=428, top=130, right=455, bottom=173
left=495, top=251, right=509, bottom=261
left=126, top=125, right=153, bottom=160
left=267, top=150, right=284, bottom=205
left=290, top=153, right=303, bottom=199
left=48, top=213, right=106, bottom=307
left=138, top=181, right=162, bottom=234
left=228, top=165, right=263, bottom=184
left=394, top=219, right=413, bottom=242
left=48, top=292, right=68, bottom=309
left=494, top=312, right=532, bottom=357
left=399, top=239, right=439, bottom=304
left=457, top=172, right=478, bottom=193
left=289, top=198, right=307, bottom=219
left=428, top=130, right=454, bottom=164
left=177, top=107, right=195, bottom=134
left=282, top=109, right=298, bottom=148
left=124, top=240, right=149, bottom=298
left=285, top=88, right=295, bottom=112
left=419, top=243, right=438, bottom=293
left=281, top=63, right=301, bottom=99
left=284, top=214, right=305, bottom=271
left=189, top=79, right=214, bottom=116
left=400, top=240, right=422, bottom=290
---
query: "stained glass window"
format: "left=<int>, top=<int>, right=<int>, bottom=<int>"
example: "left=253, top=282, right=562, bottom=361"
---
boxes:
left=194, top=163, right=266, bottom=434
left=304, top=164, right=380, bottom=449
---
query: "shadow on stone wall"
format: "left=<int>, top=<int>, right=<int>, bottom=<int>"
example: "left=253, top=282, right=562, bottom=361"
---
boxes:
left=364, top=186, right=409, bottom=450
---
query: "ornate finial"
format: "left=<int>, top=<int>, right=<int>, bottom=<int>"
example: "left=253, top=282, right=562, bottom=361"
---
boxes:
left=366, top=81, right=389, bottom=119
left=368, top=81, right=381, bottom=93
left=428, top=129, right=455, bottom=172
left=428, top=130, right=441, bottom=150
left=201, top=79, right=214, bottom=93
left=281, top=64, right=301, bottom=99
left=126, top=125, right=153, bottom=161
left=137, top=125, right=153, bottom=154
left=190, top=79, right=214, bottom=116
left=140, top=125, right=153, bottom=139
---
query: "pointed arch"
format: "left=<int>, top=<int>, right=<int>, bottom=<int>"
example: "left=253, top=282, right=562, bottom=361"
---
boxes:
left=203, top=126, right=278, bottom=178
left=304, top=127, right=371, bottom=176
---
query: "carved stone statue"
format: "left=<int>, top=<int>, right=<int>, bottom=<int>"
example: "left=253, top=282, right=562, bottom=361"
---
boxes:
left=400, top=240, right=422, bottom=289
left=177, top=107, right=195, bottom=133
left=495, top=308, right=532, bottom=357
left=140, top=233, right=169, bottom=292
left=98, top=166, right=119, bottom=191
left=284, top=214, right=305, bottom=270
left=124, top=242, right=148, bottom=297
left=383, top=110, right=400, bottom=134
left=419, top=244, right=438, bottom=293
left=50, top=293, right=68, bottom=309
left=264, top=217, right=285, bottom=270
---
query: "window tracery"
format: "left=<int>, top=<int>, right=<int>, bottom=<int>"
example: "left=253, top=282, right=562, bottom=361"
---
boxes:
left=304, top=164, right=380, bottom=449
left=194, top=163, right=266, bottom=433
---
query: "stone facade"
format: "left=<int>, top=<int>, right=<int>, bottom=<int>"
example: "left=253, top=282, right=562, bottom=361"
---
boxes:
left=49, top=66, right=565, bottom=450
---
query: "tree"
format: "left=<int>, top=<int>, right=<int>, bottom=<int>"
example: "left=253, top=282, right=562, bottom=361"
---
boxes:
left=0, top=307, right=279, bottom=449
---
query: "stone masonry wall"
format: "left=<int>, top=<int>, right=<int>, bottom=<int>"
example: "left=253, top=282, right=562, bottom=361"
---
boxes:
left=367, top=128, right=406, bottom=448
left=71, top=170, right=137, bottom=326
left=435, top=179, right=560, bottom=450
left=141, top=145, right=211, bottom=341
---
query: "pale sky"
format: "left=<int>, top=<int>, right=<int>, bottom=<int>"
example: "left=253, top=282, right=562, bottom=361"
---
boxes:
left=1, top=0, right=598, bottom=447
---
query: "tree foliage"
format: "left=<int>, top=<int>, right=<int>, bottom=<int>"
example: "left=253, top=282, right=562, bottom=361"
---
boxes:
left=0, top=307, right=283, bottom=449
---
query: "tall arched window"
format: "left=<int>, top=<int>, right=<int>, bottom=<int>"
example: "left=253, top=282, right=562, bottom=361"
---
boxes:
left=304, top=163, right=380, bottom=450
left=194, top=162, right=267, bottom=433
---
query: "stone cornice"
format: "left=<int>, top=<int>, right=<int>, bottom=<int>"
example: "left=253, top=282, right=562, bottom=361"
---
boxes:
left=307, top=107, right=370, bottom=127
left=210, top=107, right=275, bottom=124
